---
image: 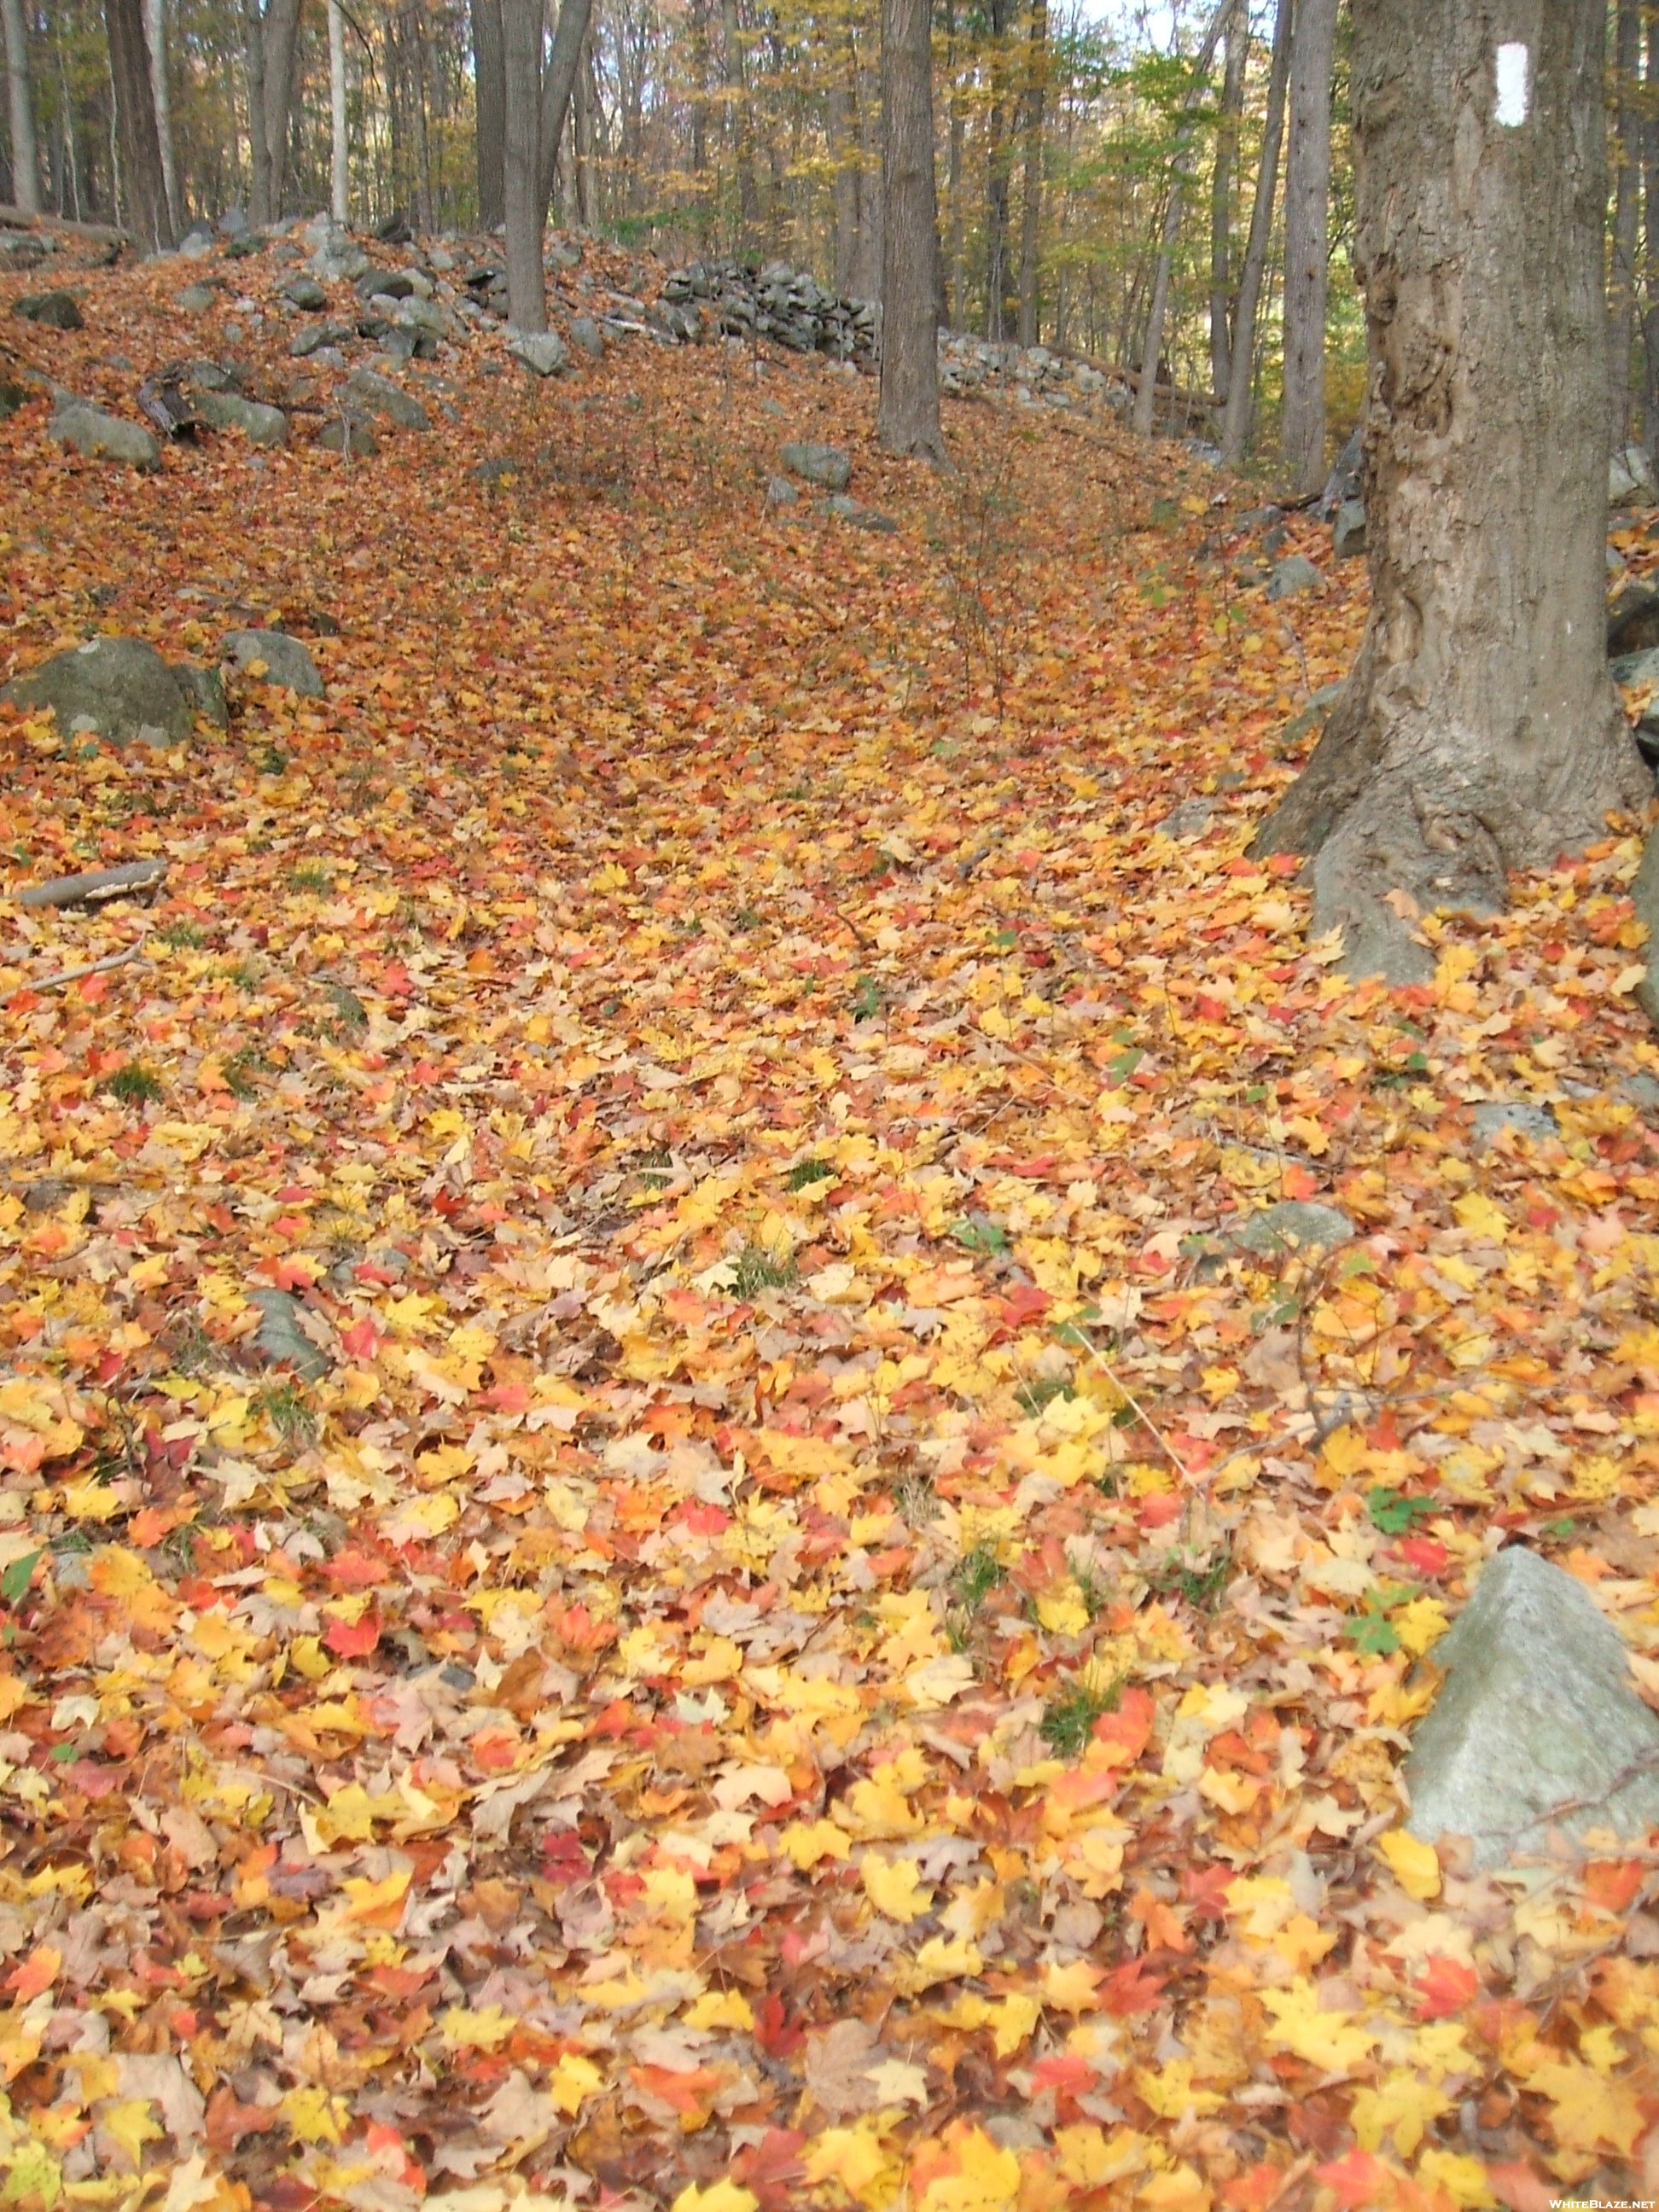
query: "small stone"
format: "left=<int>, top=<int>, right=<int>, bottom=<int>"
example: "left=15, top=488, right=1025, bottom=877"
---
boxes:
left=175, top=283, right=218, bottom=314
left=281, top=275, right=328, bottom=311
left=0, top=377, right=32, bottom=421
left=1155, top=798, right=1214, bottom=840
left=177, top=224, right=214, bottom=260
left=222, top=629, right=323, bottom=696
left=0, top=637, right=191, bottom=747
left=508, top=330, right=570, bottom=377
left=1266, top=554, right=1323, bottom=601
left=1405, top=1545, right=1659, bottom=1870
left=14, top=289, right=84, bottom=330
left=1332, top=498, right=1367, bottom=558
left=1233, top=1201, right=1353, bottom=1253
left=765, top=474, right=798, bottom=507
left=1470, top=1100, right=1558, bottom=1152
left=469, top=456, right=521, bottom=484
left=345, top=366, right=429, bottom=429
left=191, top=388, right=288, bottom=447
left=1610, top=444, right=1656, bottom=505
left=218, top=205, right=250, bottom=238
left=289, top=320, right=353, bottom=358
left=247, top=1288, right=329, bottom=1382
left=779, top=439, right=852, bottom=492
left=48, top=400, right=160, bottom=470
left=1631, top=835, right=1659, bottom=1028
left=568, top=314, right=605, bottom=359
left=317, top=415, right=378, bottom=457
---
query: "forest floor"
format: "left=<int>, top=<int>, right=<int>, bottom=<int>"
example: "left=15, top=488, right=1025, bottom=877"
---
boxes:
left=4, top=236, right=1659, bottom=2212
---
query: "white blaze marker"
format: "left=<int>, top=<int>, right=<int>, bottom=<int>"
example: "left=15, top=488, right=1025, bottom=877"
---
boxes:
left=1495, top=42, right=1529, bottom=126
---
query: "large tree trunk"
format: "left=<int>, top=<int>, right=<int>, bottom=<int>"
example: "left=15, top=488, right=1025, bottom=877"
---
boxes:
left=876, top=0, right=943, bottom=459
left=1219, top=0, right=1290, bottom=464
left=328, top=0, right=347, bottom=222
left=260, top=0, right=304, bottom=218
left=2, top=0, right=39, bottom=215
left=983, top=0, right=1011, bottom=341
left=1208, top=0, right=1245, bottom=405
left=1130, top=0, right=1227, bottom=438
left=536, top=0, right=594, bottom=224
left=105, top=0, right=172, bottom=250
left=1278, top=0, right=1336, bottom=493
left=472, top=0, right=504, bottom=227
left=828, top=33, right=859, bottom=294
left=1252, top=0, right=1649, bottom=984
left=244, top=0, right=271, bottom=224
left=1610, top=0, right=1641, bottom=451
left=144, top=0, right=180, bottom=234
left=502, top=0, right=544, bottom=327
left=1016, top=0, right=1046, bottom=347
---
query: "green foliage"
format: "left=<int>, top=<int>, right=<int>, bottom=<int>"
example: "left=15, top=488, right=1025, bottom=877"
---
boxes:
left=783, top=1158, right=835, bottom=1192
left=731, top=1243, right=798, bottom=1299
left=105, top=1062, right=164, bottom=1106
left=1040, top=1668, right=1124, bottom=1759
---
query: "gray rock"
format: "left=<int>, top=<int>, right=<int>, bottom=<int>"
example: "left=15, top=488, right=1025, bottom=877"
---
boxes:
left=289, top=320, right=353, bottom=358
left=1633, top=833, right=1659, bottom=1028
left=311, top=235, right=370, bottom=285
left=15, top=289, right=83, bottom=330
left=1275, top=680, right=1346, bottom=757
left=0, top=376, right=33, bottom=421
left=765, top=474, right=798, bottom=508
left=345, top=365, right=429, bottom=429
left=178, top=225, right=214, bottom=260
left=175, top=283, right=218, bottom=315
left=780, top=440, right=852, bottom=492
left=281, top=275, right=328, bottom=311
left=469, top=455, right=521, bottom=485
left=393, top=295, right=445, bottom=337
left=1610, top=579, right=1659, bottom=656
left=1622, top=1071, right=1659, bottom=1115
left=1233, top=1200, right=1353, bottom=1253
left=1155, top=798, right=1214, bottom=840
left=1612, top=645, right=1659, bottom=694
left=1266, top=554, right=1323, bottom=602
left=568, top=315, right=605, bottom=359
left=1332, top=499, right=1367, bottom=559
left=508, top=330, right=570, bottom=377
left=1405, top=1546, right=1659, bottom=1870
left=222, top=629, right=323, bottom=697
left=1610, top=445, right=1656, bottom=505
left=49, top=399, right=160, bottom=470
left=822, top=494, right=898, bottom=533
left=247, top=1289, right=329, bottom=1382
left=318, top=415, right=379, bottom=457
left=1319, top=422, right=1363, bottom=520
left=1470, top=1100, right=1558, bottom=1152
left=218, top=206, right=250, bottom=238
left=172, top=661, right=229, bottom=729
left=0, top=637, right=192, bottom=748
left=192, top=388, right=288, bottom=447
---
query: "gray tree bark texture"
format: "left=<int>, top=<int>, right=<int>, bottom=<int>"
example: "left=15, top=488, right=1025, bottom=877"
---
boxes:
left=876, top=0, right=944, bottom=461
left=244, top=0, right=271, bottom=224
left=1016, top=0, right=1046, bottom=348
left=2, top=0, right=38, bottom=214
left=1279, top=0, right=1335, bottom=494
left=536, top=0, right=596, bottom=223
left=328, top=0, right=347, bottom=222
left=502, top=0, right=545, bottom=329
left=1610, top=0, right=1640, bottom=451
left=105, top=0, right=173, bottom=251
left=1208, top=0, right=1246, bottom=404
left=1252, top=0, right=1650, bottom=984
left=1130, top=0, right=1226, bottom=439
left=472, top=0, right=504, bottom=229
left=1219, top=0, right=1290, bottom=464
left=145, top=0, right=180, bottom=234
left=259, top=0, right=304, bottom=217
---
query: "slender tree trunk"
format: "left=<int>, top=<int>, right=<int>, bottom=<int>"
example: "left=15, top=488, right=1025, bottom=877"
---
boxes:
left=243, top=0, right=270, bottom=220
left=1016, top=0, right=1046, bottom=346
left=537, top=0, right=596, bottom=223
left=984, top=0, right=1010, bottom=339
left=328, top=0, right=347, bottom=221
left=573, top=26, right=593, bottom=226
left=144, top=0, right=180, bottom=232
left=1220, top=0, right=1290, bottom=464
left=1610, top=0, right=1641, bottom=452
left=1131, top=0, right=1227, bottom=436
left=472, top=0, right=504, bottom=226
left=410, top=3, right=434, bottom=230
left=1279, top=0, right=1336, bottom=492
left=876, top=0, right=944, bottom=458
left=719, top=0, right=758, bottom=246
left=943, top=0, right=963, bottom=324
left=105, top=0, right=172, bottom=249
left=260, top=0, right=303, bottom=218
left=1208, top=0, right=1245, bottom=403
left=829, top=32, right=859, bottom=293
left=1254, top=0, right=1648, bottom=984
left=2, top=0, right=38, bottom=214
left=1644, top=6, right=1659, bottom=459
left=502, top=0, right=545, bottom=326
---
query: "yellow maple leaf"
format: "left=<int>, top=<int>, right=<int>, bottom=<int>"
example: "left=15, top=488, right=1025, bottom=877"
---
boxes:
left=1351, top=2069, right=1452, bottom=2157
left=281, top=2085, right=347, bottom=2145
left=1053, top=2124, right=1149, bottom=2187
left=670, top=2184, right=757, bottom=2212
left=684, top=1989, right=754, bottom=2032
left=1392, top=1596, right=1450, bottom=1657
left=1523, top=2058, right=1643, bottom=2155
left=917, top=2128, right=1022, bottom=2212
left=1377, top=1829, right=1441, bottom=1902
left=778, top=1819, right=852, bottom=1869
left=1415, top=2149, right=1498, bottom=2208
left=548, top=2052, right=606, bottom=2115
left=439, top=2003, right=517, bottom=2050
left=862, top=1854, right=933, bottom=1923
left=1039, top=1958, right=1102, bottom=2012
left=803, top=2122, right=901, bottom=2206
left=892, top=1936, right=983, bottom=1994
left=98, top=2097, right=164, bottom=2168
left=1452, top=1191, right=1509, bottom=1243
left=1260, top=1979, right=1378, bottom=2072
left=1036, top=1587, right=1091, bottom=1637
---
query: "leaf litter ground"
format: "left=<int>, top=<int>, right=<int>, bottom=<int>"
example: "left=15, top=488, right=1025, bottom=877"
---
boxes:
left=4, top=245, right=1659, bottom=2212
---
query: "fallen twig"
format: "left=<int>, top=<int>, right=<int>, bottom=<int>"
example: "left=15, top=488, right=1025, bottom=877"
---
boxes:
left=15, top=859, right=168, bottom=908
left=27, top=938, right=147, bottom=992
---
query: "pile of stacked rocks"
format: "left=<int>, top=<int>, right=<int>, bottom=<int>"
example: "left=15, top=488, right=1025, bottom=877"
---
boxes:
left=937, top=332, right=1126, bottom=414
left=659, top=259, right=875, bottom=358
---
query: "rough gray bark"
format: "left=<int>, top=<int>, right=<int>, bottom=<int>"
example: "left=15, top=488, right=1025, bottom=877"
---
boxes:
left=145, top=0, right=179, bottom=234
left=472, top=0, right=504, bottom=227
left=945, top=0, right=964, bottom=323
left=259, top=0, right=304, bottom=216
left=2, top=0, right=38, bottom=215
left=328, top=0, right=347, bottom=222
left=105, top=0, right=173, bottom=251
left=244, top=0, right=271, bottom=224
left=1610, top=0, right=1640, bottom=451
left=1130, top=0, right=1227, bottom=439
left=536, top=0, right=595, bottom=223
left=829, top=45, right=859, bottom=294
left=1208, top=0, right=1246, bottom=404
left=983, top=0, right=1011, bottom=340
left=876, top=0, right=944, bottom=460
left=502, top=0, right=544, bottom=328
left=1219, top=0, right=1290, bottom=464
left=1645, top=6, right=1659, bottom=458
left=1279, top=0, right=1336, bottom=493
left=1016, top=0, right=1046, bottom=347
left=719, top=0, right=758, bottom=245
left=1252, top=0, right=1649, bottom=983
